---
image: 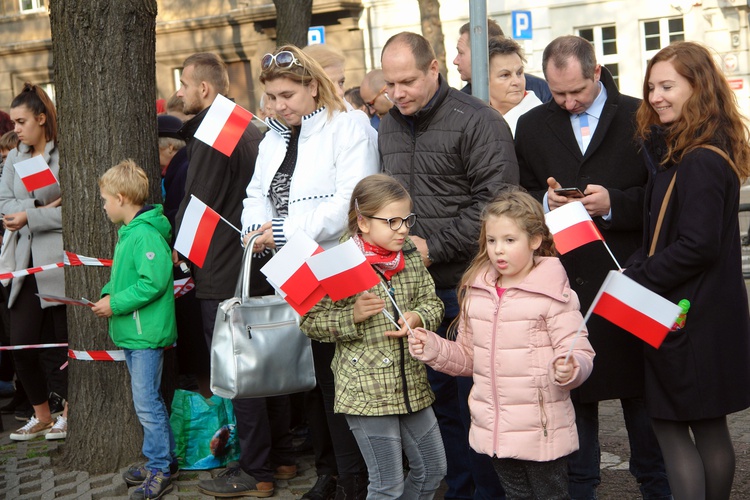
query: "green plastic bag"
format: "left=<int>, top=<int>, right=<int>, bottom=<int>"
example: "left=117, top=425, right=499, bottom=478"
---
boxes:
left=170, top=389, right=240, bottom=470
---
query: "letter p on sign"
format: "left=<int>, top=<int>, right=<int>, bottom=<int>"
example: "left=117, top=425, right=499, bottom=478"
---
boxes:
left=512, top=11, right=532, bottom=40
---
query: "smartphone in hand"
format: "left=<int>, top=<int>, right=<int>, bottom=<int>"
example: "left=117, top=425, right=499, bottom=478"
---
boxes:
left=553, top=187, right=585, bottom=198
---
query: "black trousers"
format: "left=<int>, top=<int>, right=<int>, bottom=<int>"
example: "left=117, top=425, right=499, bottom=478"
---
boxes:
left=200, top=298, right=295, bottom=482
left=306, top=340, right=367, bottom=476
left=9, top=274, right=68, bottom=405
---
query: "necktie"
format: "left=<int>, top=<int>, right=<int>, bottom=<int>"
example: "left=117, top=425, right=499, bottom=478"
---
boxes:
left=579, top=113, right=591, bottom=153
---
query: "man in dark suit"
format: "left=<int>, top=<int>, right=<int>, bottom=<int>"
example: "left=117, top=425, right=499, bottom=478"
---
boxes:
left=515, top=36, right=671, bottom=500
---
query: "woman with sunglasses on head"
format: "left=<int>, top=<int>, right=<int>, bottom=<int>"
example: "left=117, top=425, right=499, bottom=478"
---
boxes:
left=2, top=83, right=69, bottom=441
left=625, top=41, right=750, bottom=499
left=242, top=45, right=379, bottom=500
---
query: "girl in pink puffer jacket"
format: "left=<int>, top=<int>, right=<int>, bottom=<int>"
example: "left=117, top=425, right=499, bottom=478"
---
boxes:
left=409, top=191, right=595, bottom=499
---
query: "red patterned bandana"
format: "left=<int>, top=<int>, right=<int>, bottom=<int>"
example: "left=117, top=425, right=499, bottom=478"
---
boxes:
left=352, top=234, right=405, bottom=281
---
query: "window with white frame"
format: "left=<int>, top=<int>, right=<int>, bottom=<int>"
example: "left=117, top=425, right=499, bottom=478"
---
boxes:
left=577, top=25, right=619, bottom=87
left=642, top=17, right=684, bottom=62
left=19, top=0, right=45, bottom=13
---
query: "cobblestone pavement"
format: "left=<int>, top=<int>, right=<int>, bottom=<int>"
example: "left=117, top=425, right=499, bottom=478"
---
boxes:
left=2, top=397, right=750, bottom=498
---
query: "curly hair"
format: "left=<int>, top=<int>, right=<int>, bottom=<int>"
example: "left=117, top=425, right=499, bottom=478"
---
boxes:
left=635, top=41, right=750, bottom=181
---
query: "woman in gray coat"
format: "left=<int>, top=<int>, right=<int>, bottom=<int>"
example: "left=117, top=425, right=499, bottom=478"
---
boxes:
left=1, top=83, right=67, bottom=441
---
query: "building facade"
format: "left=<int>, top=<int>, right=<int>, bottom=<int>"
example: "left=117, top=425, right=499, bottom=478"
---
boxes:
left=0, top=0, right=748, bottom=114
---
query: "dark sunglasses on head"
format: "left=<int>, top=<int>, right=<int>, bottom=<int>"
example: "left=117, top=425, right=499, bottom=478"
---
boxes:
left=261, top=51, right=303, bottom=70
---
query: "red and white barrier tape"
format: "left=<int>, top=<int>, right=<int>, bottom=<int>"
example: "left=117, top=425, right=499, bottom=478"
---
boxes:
left=0, top=262, right=64, bottom=282
left=64, top=251, right=113, bottom=267
left=0, top=342, right=67, bottom=351
left=68, top=348, right=124, bottom=361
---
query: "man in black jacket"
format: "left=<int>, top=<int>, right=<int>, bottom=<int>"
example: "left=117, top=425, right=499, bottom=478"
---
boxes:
left=515, top=36, right=670, bottom=500
left=380, top=32, right=518, bottom=500
left=172, top=52, right=295, bottom=499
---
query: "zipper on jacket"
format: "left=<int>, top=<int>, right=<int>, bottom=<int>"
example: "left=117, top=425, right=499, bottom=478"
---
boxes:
left=538, top=388, right=548, bottom=437
left=490, top=296, right=501, bottom=455
left=398, top=337, right=413, bottom=413
left=134, top=310, right=143, bottom=336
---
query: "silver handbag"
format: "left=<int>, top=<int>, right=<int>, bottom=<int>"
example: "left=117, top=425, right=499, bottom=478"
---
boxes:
left=210, top=235, right=316, bottom=399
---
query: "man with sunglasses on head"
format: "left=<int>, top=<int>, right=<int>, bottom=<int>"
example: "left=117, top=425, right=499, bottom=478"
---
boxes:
left=379, top=31, right=519, bottom=500
left=172, top=52, right=297, bottom=499
left=359, top=69, right=393, bottom=131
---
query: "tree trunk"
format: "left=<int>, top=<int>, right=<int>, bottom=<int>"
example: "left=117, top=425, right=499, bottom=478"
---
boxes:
left=273, top=0, right=313, bottom=48
left=417, top=0, right=447, bottom=78
left=49, top=0, right=160, bottom=474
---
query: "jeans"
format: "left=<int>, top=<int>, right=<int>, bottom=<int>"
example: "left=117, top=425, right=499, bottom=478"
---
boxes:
left=346, top=407, right=447, bottom=500
left=568, top=398, right=671, bottom=500
left=124, top=348, right=175, bottom=472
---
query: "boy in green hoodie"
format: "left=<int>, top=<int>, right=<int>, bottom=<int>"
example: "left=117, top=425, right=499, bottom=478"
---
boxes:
left=92, top=159, right=177, bottom=500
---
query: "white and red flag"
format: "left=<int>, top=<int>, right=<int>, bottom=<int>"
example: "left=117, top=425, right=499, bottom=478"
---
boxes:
left=261, top=231, right=326, bottom=315
left=589, top=271, right=683, bottom=349
left=306, top=239, right=380, bottom=301
left=14, top=156, right=57, bottom=192
left=545, top=201, right=604, bottom=254
left=173, top=277, right=195, bottom=298
left=194, top=94, right=254, bottom=157
left=36, top=294, right=94, bottom=307
left=174, top=195, right=221, bottom=268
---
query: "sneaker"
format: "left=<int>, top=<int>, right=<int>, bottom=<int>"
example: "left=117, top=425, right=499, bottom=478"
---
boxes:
left=48, top=392, right=65, bottom=418
left=274, top=464, right=297, bottom=480
left=198, top=462, right=274, bottom=498
left=9, top=416, right=53, bottom=441
left=45, top=416, right=67, bottom=440
left=302, top=474, right=337, bottom=500
left=129, top=469, right=172, bottom=500
left=123, top=461, right=180, bottom=486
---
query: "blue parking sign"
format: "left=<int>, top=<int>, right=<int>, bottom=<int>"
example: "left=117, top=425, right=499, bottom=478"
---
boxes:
left=308, top=26, right=325, bottom=45
left=512, top=11, right=532, bottom=40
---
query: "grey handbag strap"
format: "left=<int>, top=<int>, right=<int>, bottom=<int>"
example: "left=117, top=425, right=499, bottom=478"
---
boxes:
left=237, top=234, right=268, bottom=301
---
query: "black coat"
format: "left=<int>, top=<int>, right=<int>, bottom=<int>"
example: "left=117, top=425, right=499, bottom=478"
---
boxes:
left=625, top=138, right=750, bottom=420
left=516, top=68, right=648, bottom=402
left=176, top=106, right=263, bottom=300
left=379, top=74, right=519, bottom=289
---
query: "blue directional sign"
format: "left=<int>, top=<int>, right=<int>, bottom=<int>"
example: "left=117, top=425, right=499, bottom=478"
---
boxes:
left=512, top=11, right=532, bottom=40
left=308, top=26, right=325, bottom=45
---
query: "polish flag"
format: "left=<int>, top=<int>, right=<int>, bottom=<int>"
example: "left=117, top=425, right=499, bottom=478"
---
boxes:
left=589, top=271, right=683, bottom=349
left=545, top=201, right=604, bottom=254
left=306, top=239, right=380, bottom=301
left=173, top=277, right=195, bottom=298
left=14, top=156, right=57, bottom=192
left=194, top=94, right=254, bottom=157
left=261, top=231, right=326, bottom=315
left=174, top=196, right=220, bottom=268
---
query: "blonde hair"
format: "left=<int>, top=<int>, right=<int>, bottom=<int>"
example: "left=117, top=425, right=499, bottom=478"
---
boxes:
left=302, top=44, right=345, bottom=71
left=260, top=44, right=346, bottom=121
left=99, top=159, right=149, bottom=206
left=347, top=174, right=411, bottom=236
left=0, top=131, right=19, bottom=152
left=452, top=190, right=556, bottom=335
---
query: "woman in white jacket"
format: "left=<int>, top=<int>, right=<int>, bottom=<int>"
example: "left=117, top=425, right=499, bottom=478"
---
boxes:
left=242, top=45, right=379, bottom=499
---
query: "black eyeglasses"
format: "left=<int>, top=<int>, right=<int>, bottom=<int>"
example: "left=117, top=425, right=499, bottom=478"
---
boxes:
left=365, top=86, right=388, bottom=108
left=366, top=213, right=418, bottom=231
left=261, top=51, right=302, bottom=70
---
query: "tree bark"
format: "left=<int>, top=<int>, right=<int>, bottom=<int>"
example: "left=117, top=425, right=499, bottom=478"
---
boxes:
left=49, top=0, right=160, bottom=474
left=272, top=0, right=313, bottom=48
left=417, top=0, right=448, bottom=78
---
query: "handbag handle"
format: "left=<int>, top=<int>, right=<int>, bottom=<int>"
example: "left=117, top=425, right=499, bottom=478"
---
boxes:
left=648, top=173, right=676, bottom=257
left=237, top=233, right=275, bottom=301
left=648, top=145, right=734, bottom=257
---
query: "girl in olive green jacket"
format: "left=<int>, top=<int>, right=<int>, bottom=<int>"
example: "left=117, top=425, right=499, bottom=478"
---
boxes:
left=301, top=174, right=446, bottom=499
